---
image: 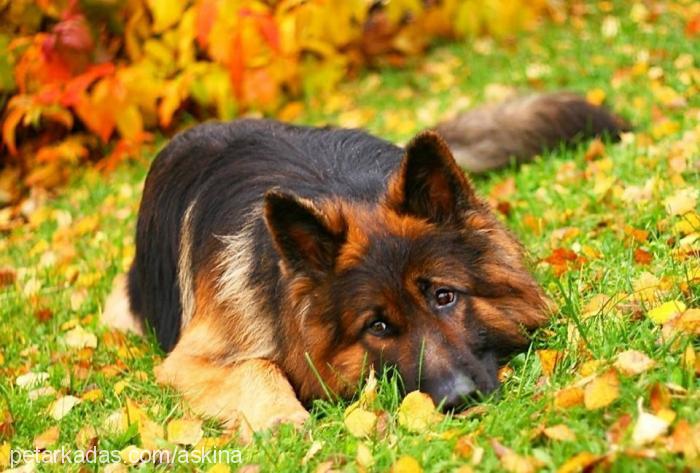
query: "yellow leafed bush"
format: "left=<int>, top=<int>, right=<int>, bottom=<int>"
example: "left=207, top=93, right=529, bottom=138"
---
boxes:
left=0, top=0, right=555, bottom=194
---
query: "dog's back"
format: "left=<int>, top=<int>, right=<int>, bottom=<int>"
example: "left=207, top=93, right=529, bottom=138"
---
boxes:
left=128, top=119, right=404, bottom=350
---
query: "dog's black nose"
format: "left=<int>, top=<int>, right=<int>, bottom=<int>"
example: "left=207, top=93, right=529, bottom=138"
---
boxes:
left=423, top=373, right=478, bottom=410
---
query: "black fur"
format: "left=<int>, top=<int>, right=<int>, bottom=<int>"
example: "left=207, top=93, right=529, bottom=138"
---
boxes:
left=130, top=120, right=404, bottom=351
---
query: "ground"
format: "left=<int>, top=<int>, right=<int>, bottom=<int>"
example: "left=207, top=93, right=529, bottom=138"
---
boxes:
left=1, top=2, right=699, bottom=472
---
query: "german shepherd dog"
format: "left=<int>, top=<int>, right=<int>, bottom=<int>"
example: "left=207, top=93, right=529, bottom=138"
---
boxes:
left=103, top=92, right=627, bottom=435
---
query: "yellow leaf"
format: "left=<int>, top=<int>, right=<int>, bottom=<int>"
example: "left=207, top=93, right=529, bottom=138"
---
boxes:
left=632, top=272, right=662, bottom=304
left=356, top=442, right=374, bottom=469
left=75, top=425, right=99, bottom=450
left=537, top=350, right=562, bottom=377
left=397, top=391, right=442, bottom=433
left=584, top=369, right=619, bottom=410
left=120, top=445, right=149, bottom=465
left=674, top=212, right=700, bottom=235
left=665, top=188, right=698, bottom=216
left=114, top=380, right=128, bottom=395
left=556, top=452, right=602, bottom=473
left=81, top=389, right=103, bottom=402
left=167, top=418, right=203, bottom=445
left=140, top=418, right=166, bottom=451
left=115, top=105, right=144, bottom=141
left=647, top=300, right=686, bottom=324
left=147, top=0, right=187, bottom=32
left=34, top=426, right=60, bottom=449
left=614, top=350, right=656, bottom=376
left=553, top=387, right=584, bottom=409
left=390, top=455, right=422, bottom=473
left=344, top=402, right=377, bottom=437
left=207, top=464, right=231, bottom=473
left=586, top=88, right=606, bottom=106
left=491, top=439, right=543, bottom=473
left=103, top=409, right=129, bottom=435
left=0, top=442, right=10, bottom=468
left=543, top=424, right=576, bottom=441
left=358, top=368, right=378, bottom=407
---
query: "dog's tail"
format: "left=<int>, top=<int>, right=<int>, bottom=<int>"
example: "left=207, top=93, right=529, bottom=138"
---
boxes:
left=435, top=92, right=631, bottom=173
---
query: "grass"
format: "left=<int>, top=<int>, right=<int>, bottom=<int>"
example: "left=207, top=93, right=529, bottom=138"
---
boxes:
left=1, top=1, right=699, bottom=471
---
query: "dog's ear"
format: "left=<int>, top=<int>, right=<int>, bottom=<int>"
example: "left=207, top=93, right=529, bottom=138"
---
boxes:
left=386, top=131, right=481, bottom=224
left=264, top=190, right=346, bottom=274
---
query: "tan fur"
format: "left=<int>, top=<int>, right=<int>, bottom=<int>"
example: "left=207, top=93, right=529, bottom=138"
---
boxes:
left=155, top=280, right=308, bottom=439
left=213, top=212, right=276, bottom=362
left=177, top=200, right=197, bottom=329
left=101, top=274, right=144, bottom=335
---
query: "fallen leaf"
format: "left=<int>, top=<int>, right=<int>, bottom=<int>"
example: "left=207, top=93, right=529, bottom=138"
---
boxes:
left=556, top=452, right=604, bottom=473
left=554, top=387, right=585, bottom=409
left=50, top=395, right=81, bottom=420
left=632, top=272, right=663, bottom=303
left=28, top=386, right=56, bottom=400
left=647, top=300, right=686, bottom=324
left=34, top=426, right=59, bottom=449
left=634, top=248, right=652, bottom=265
left=344, top=403, right=378, bottom=438
left=491, top=439, right=543, bottom=473
left=63, top=325, right=98, bottom=349
left=397, top=391, right=442, bottom=433
left=666, top=420, right=700, bottom=459
left=358, top=368, right=378, bottom=406
left=302, top=440, right=324, bottom=465
left=543, top=424, right=576, bottom=442
left=207, top=464, right=232, bottom=473
left=632, top=411, right=669, bottom=446
left=664, top=188, right=698, bottom=216
left=537, top=350, right=563, bottom=377
left=102, top=410, right=129, bottom=435
left=16, top=372, right=49, bottom=388
left=167, top=418, right=203, bottom=445
left=606, top=413, right=633, bottom=444
left=390, top=455, right=422, bottom=473
left=356, top=442, right=374, bottom=469
left=75, top=425, right=98, bottom=450
left=120, top=445, right=149, bottom=465
left=614, top=350, right=656, bottom=376
left=584, top=369, right=619, bottom=410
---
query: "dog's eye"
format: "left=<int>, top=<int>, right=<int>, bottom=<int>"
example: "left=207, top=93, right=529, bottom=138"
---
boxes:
left=435, top=288, right=456, bottom=307
left=366, top=320, right=389, bottom=336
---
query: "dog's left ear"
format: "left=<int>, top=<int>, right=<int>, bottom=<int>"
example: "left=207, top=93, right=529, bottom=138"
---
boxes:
left=386, top=131, right=481, bottom=224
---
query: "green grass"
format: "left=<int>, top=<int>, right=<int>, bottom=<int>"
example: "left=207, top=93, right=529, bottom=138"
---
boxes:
left=1, top=1, right=699, bottom=471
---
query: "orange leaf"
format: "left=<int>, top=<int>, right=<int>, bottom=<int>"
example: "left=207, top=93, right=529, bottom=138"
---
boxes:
left=634, top=248, right=652, bottom=265
left=195, top=0, right=219, bottom=48
left=584, top=369, right=620, bottom=410
left=554, top=387, right=585, bottom=409
left=537, top=349, right=563, bottom=377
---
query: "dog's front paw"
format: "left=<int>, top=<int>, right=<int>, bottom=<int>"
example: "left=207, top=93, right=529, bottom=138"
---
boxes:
left=267, top=405, right=310, bottom=430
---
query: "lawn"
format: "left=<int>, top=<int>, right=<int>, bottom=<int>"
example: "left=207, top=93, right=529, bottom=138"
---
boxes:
left=1, top=1, right=699, bottom=472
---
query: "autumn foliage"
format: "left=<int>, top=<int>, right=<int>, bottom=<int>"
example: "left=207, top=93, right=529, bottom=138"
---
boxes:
left=0, top=0, right=555, bottom=197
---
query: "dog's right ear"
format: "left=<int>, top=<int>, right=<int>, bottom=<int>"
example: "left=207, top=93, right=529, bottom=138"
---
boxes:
left=264, top=190, right=347, bottom=275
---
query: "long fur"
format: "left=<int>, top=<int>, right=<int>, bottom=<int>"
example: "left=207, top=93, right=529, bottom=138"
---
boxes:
left=436, top=92, right=630, bottom=172
left=101, top=91, right=629, bottom=429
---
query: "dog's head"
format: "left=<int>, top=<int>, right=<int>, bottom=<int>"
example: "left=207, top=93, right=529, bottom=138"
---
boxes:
left=264, top=131, right=548, bottom=408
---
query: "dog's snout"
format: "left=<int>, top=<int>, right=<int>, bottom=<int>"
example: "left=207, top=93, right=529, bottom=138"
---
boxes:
left=423, top=372, right=478, bottom=410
